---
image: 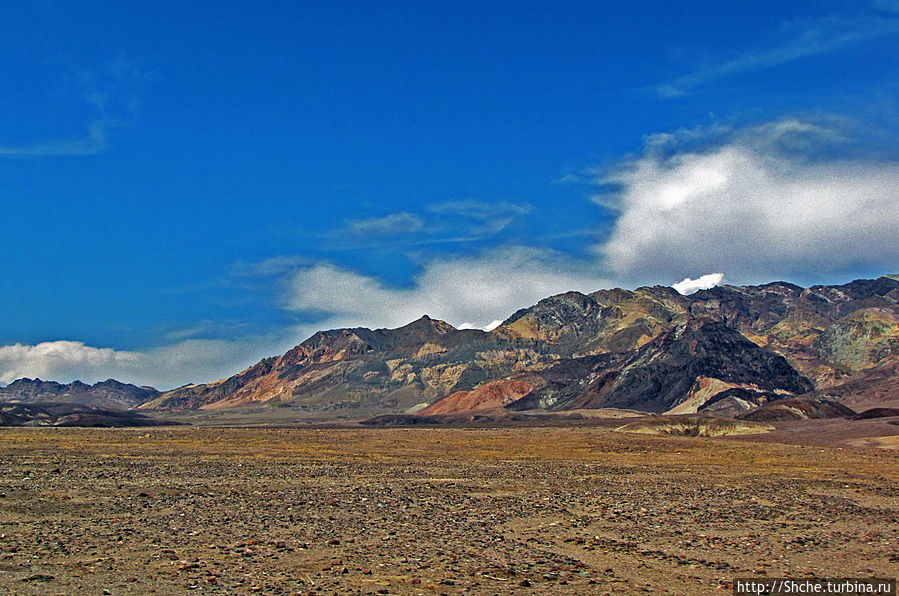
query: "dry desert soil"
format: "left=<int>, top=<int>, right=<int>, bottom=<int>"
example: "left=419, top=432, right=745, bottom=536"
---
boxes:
left=1, top=426, right=898, bottom=595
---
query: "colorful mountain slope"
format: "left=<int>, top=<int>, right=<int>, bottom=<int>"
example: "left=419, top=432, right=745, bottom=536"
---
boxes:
left=18, top=275, right=895, bottom=419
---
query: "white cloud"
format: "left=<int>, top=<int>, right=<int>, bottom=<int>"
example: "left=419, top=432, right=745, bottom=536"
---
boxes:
left=285, top=247, right=612, bottom=332
left=656, top=13, right=899, bottom=97
left=596, top=119, right=899, bottom=283
left=458, top=320, right=504, bottom=331
left=483, top=319, right=503, bottom=331
left=672, top=273, right=726, bottom=295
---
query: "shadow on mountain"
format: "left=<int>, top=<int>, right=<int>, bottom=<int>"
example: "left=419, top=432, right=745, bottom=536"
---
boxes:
left=0, top=402, right=182, bottom=427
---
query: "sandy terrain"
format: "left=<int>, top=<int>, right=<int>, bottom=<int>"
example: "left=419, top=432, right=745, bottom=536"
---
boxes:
left=1, top=426, right=898, bottom=595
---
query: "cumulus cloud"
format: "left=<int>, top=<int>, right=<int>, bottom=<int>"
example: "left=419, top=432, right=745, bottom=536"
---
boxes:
left=0, top=337, right=282, bottom=390
left=285, top=247, right=612, bottom=332
left=596, top=118, right=899, bottom=283
left=0, top=341, right=138, bottom=384
left=672, top=273, right=726, bottom=295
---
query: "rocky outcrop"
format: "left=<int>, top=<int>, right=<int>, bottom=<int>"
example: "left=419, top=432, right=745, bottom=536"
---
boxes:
left=615, top=415, right=773, bottom=437
left=421, top=379, right=533, bottom=415
left=495, top=286, right=689, bottom=355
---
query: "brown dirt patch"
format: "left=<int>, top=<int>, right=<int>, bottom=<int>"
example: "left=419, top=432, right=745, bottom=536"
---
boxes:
left=1, top=427, right=898, bottom=594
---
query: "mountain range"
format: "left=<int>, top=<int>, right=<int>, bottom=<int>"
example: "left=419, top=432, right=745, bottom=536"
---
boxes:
left=0, top=378, right=159, bottom=410
left=2, top=275, right=897, bottom=421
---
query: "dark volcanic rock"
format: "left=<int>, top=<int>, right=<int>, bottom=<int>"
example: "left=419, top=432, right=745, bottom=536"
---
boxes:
left=580, top=319, right=813, bottom=414
left=698, top=388, right=786, bottom=417
left=737, top=397, right=856, bottom=422
left=851, top=407, right=899, bottom=420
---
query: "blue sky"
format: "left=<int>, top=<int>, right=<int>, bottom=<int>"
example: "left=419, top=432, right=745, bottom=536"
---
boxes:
left=2, top=1, right=898, bottom=388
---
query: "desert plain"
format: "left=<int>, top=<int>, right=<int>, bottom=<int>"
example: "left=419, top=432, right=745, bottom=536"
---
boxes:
left=1, top=424, right=898, bottom=595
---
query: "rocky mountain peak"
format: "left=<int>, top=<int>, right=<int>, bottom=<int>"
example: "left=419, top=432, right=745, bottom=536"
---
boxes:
left=391, top=315, right=456, bottom=339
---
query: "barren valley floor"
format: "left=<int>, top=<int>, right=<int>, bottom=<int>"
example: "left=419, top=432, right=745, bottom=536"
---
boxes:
left=1, top=427, right=898, bottom=595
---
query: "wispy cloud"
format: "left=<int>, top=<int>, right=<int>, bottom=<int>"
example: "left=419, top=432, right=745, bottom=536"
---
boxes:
left=428, top=199, right=532, bottom=237
left=0, top=55, right=149, bottom=158
left=871, top=0, right=899, bottom=14
left=0, top=119, right=112, bottom=157
left=347, top=212, right=424, bottom=235
left=230, top=255, right=312, bottom=278
left=322, top=200, right=533, bottom=250
left=656, top=12, right=899, bottom=97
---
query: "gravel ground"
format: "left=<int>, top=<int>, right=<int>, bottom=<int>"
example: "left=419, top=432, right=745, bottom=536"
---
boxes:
left=1, top=427, right=897, bottom=595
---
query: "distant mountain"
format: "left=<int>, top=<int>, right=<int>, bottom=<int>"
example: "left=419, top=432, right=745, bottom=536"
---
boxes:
left=139, top=275, right=899, bottom=417
left=0, top=378, right=160, bottom=410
